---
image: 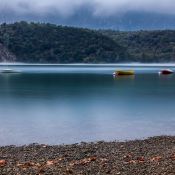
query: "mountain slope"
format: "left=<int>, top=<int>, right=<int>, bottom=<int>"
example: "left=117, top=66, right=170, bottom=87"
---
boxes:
left=0, top=22, right=128, bottom=63
left=100, top=30, right=175, bottom=62
left=1, top=22, right=175, bottom=63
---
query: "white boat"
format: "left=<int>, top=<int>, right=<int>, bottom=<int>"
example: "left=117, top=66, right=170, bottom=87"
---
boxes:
left=1, top=68, right=20, bottom=73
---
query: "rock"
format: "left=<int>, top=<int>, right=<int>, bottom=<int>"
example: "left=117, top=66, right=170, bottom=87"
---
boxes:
left=0, top=44, right=16, bottom=62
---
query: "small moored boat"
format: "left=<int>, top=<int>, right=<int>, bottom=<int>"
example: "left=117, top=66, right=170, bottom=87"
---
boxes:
left=1, top=68, right=20, bottom=73
left=113, top=70, right=135, bottom=76
left=159, top=69, right=174, bottom=75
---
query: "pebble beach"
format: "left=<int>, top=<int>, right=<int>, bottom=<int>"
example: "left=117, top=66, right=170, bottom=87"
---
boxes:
left=0, top=136, right=175, bottom=174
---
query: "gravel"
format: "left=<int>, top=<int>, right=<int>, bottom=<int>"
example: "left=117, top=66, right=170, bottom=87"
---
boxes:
left=0, top=136, right=175, bottom=174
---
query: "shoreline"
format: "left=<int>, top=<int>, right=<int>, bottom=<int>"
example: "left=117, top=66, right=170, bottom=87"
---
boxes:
left=0, top=136, right=175, bottom=174
left=1, top=63, right=175, bottom=67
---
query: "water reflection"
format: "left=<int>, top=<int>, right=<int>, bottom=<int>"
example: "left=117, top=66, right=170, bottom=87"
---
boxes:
left=113, top=75, right=135, bottom=80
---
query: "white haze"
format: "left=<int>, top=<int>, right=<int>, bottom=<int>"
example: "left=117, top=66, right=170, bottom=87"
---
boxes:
left=0, top=0, right=175, bottom=17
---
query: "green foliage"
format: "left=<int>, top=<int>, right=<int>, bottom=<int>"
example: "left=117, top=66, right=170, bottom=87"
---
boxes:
left=100, top=30, right=175, bottom=62
left=2, top=22, right=174, bottom=63
left=0, top=22, right=128, bottom=63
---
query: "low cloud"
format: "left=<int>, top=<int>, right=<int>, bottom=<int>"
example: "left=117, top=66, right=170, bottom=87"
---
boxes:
left=0, top=0, right=175, bottom=18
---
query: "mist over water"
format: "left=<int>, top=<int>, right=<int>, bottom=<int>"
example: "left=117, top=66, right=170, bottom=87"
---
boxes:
left=0, top=64, right=175, bottom=145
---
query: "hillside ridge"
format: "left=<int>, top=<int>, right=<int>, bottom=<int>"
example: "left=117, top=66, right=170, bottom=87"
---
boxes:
left=0, top=22, right=128, bottom=63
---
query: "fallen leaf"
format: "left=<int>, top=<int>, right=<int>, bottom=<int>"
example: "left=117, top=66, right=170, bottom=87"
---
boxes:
left=128, top=160, right=137, bottom=164
left=0, top=160, right=6, bottom=167
left=69, top=156, right=97, bottom=166
left=90, top=156, right=97, bottom=161
left=150, top=156, right=162, bottom=162
left=46, top=160, right=54, bottom=166
left=137, top=156, right=145, bottom=163
left=17, top=162, right=38, bottom=169
left=170, top=154, right=175, bottom=160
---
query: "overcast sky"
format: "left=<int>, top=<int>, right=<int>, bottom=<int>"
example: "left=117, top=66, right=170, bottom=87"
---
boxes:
left=1, top=0, right=175, bottom=17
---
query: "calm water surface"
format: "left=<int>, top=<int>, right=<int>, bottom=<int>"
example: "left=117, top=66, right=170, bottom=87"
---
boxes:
left=0, top=64, right=175, bottom=145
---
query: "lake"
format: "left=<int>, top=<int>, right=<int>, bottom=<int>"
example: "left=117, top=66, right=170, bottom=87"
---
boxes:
left=0, top=64, right=175, bottom=145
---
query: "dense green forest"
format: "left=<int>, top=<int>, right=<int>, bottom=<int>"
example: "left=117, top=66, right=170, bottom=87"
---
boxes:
left=0, top=22, right=175, bottom=63
left=100, top=30, right=175, bottom=62
left=0, top=22, right=128, bottom=63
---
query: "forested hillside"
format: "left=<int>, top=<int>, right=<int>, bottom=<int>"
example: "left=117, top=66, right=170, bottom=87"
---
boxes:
left=100, top=30, right=175, bottom=62
left=0, top=22, right=128, bottom=63
left=0, top=22, right=175, bottom=63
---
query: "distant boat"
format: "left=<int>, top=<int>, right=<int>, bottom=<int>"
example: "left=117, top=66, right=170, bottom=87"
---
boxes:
left=113, top=70, right=135, bottom=76
left=159, top=69, right=174, bottom=75
left=1, top=68, right=20, bottom=73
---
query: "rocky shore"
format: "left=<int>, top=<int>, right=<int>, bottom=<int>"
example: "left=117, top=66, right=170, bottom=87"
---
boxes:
left=0, top=136, right=175, bottom=174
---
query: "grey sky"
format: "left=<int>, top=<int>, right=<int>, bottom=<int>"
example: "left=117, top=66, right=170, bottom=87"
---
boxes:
left=0, top=0, right=175, bottom=17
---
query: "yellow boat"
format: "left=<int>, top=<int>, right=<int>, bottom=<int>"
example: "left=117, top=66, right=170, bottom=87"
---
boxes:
left=113, top=70, right=135, bottom=76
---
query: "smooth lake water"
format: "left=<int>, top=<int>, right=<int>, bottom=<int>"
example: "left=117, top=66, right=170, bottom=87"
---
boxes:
left=0, top=64, right=175, bottom=145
